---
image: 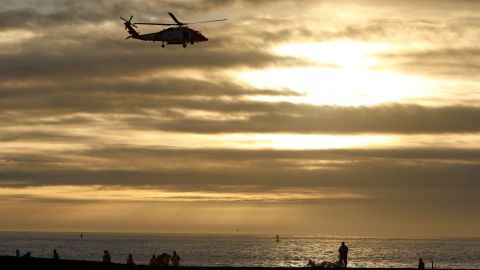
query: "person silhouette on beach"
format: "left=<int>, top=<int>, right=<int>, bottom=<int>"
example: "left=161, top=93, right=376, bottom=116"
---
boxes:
left=16, top=250, right=20, bottom=257
left=127, top=253, right=135, bottom=265
left=172, top=251, right=181, bottom=266
left=157, top=253, right=171, bottom=266
left=418, top=258, right=425, bottom=269
left=150, top=254, right=157, bottom=266
left=102, top=250, right=111, bottom=263
left=338, top=242, right=349, bottom=267
left=53, top=249, right=59, bottom=260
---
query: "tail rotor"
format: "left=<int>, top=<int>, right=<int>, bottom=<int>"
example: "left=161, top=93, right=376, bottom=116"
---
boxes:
left=120, top=15, right=137, bottom=29
left=121, top=15, right=140, bottom=40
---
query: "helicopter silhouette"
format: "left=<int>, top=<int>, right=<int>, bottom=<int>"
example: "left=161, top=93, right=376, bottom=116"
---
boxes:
left=121, top=13, right=227, bottom=48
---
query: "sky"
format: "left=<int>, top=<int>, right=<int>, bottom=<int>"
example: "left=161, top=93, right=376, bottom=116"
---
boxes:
left=0, top=0, right=479, bottom=237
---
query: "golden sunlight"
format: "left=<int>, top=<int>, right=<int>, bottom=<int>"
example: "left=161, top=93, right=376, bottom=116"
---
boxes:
left=0, top=29, right=40, bottom=45
left=224, top=133, right=395, bottom=150
left=0, top=185, right=365, bottom=202
left=274, top=41, right=389, bottom=69
left=236, top=40, right=438, bottom=106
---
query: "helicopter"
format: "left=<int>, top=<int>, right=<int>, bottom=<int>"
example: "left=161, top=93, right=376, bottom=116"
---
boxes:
left=121, top=13, right=227, bottom=48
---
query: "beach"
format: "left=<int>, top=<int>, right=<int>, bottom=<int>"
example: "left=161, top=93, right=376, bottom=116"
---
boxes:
left=0, top=256, right=430, bottom=270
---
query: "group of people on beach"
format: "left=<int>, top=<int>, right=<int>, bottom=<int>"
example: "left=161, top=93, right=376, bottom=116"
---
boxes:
left=102, top=250, right=140, bottom=266
left=102, top=249, right=181, bottom=266
left=16, top=249, right=59, bottom=260
left=17, top=248, right=181, bottom=266
left=149, top=251, right=181, bottom=267
left=307, top=241, right=349, bottom=269
left=307, top=242, right=428, bottom=269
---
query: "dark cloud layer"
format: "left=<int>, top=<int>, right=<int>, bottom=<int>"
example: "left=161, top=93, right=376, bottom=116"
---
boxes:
left=135, top=104, right=480, bottom=134
left=2, top=91, right=480, bottom=134
left=1, top=147, right=479, bottom=189
left=0, top=0, right=244, bottom=30
left=0, top=45, right=303, bottom=81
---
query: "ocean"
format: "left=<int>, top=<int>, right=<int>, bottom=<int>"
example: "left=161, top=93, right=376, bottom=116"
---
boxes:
left=0, top=232, right=479, bottom=269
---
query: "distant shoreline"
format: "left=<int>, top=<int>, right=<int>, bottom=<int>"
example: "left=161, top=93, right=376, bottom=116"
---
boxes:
left=1, top=256, right=471, bottom=270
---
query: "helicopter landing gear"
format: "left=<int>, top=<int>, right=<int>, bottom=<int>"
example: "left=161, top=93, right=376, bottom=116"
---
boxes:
left=182, top=43, right=187, bottom=48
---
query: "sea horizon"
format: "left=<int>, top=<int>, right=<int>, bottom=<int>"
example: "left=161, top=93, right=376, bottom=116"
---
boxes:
left=1, top=230, right=479, bottom=240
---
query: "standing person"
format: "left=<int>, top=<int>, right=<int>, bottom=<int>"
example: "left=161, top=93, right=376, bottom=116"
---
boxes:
left=172, top=251, right=181, bottom=267
left=103, top=250, right=111, bottom=263
left=16, top=250, right=20, bottom=257
left=150, top=254, right=157, bottom=266
left=418, top=258, right=425, bottom=270
left=127, top=253, right=135, bottom=265
left=53, top=249, right=59, bottom=260
left=338, top=242, right=349, bottom=267
left=157, top=253, right=171, bottom=266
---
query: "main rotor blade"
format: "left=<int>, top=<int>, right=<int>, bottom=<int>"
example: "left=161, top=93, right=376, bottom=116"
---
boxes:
left=184, top=18, right=228, bottom=25
left=168, top=12, right=182, bottom=25
left=134, top=22, right=177, bottom=26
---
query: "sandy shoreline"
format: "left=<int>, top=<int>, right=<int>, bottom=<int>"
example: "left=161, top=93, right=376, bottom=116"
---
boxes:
left=2, top=255, right=467, bottom=270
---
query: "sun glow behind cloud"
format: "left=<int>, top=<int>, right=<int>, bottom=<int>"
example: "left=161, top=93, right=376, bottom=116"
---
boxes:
left=0, top=29, right=40, bottom=44
left=275, top=41, right=388, bottom=69
left=236, top=40, right=438, bottom=106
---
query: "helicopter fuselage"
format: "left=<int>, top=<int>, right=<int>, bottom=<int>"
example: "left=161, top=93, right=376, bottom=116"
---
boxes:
left=137, top=27, right=208, bottom=46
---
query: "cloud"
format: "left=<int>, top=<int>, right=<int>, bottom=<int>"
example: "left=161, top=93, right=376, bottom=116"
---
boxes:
left=380, top=48, right=480, bottom=79
left=0, top=0, right=243, bottom=31
left=2, top=93, right=480, bottom=134
left=1, top=147, right=479, bottom=190
left=0, top=185, right=366, bottom=203
left=0, top=44, right=305, bottom=81
left=125, top=104, right=480, bottom=134
left=0, top=0, right=315, bottom=85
